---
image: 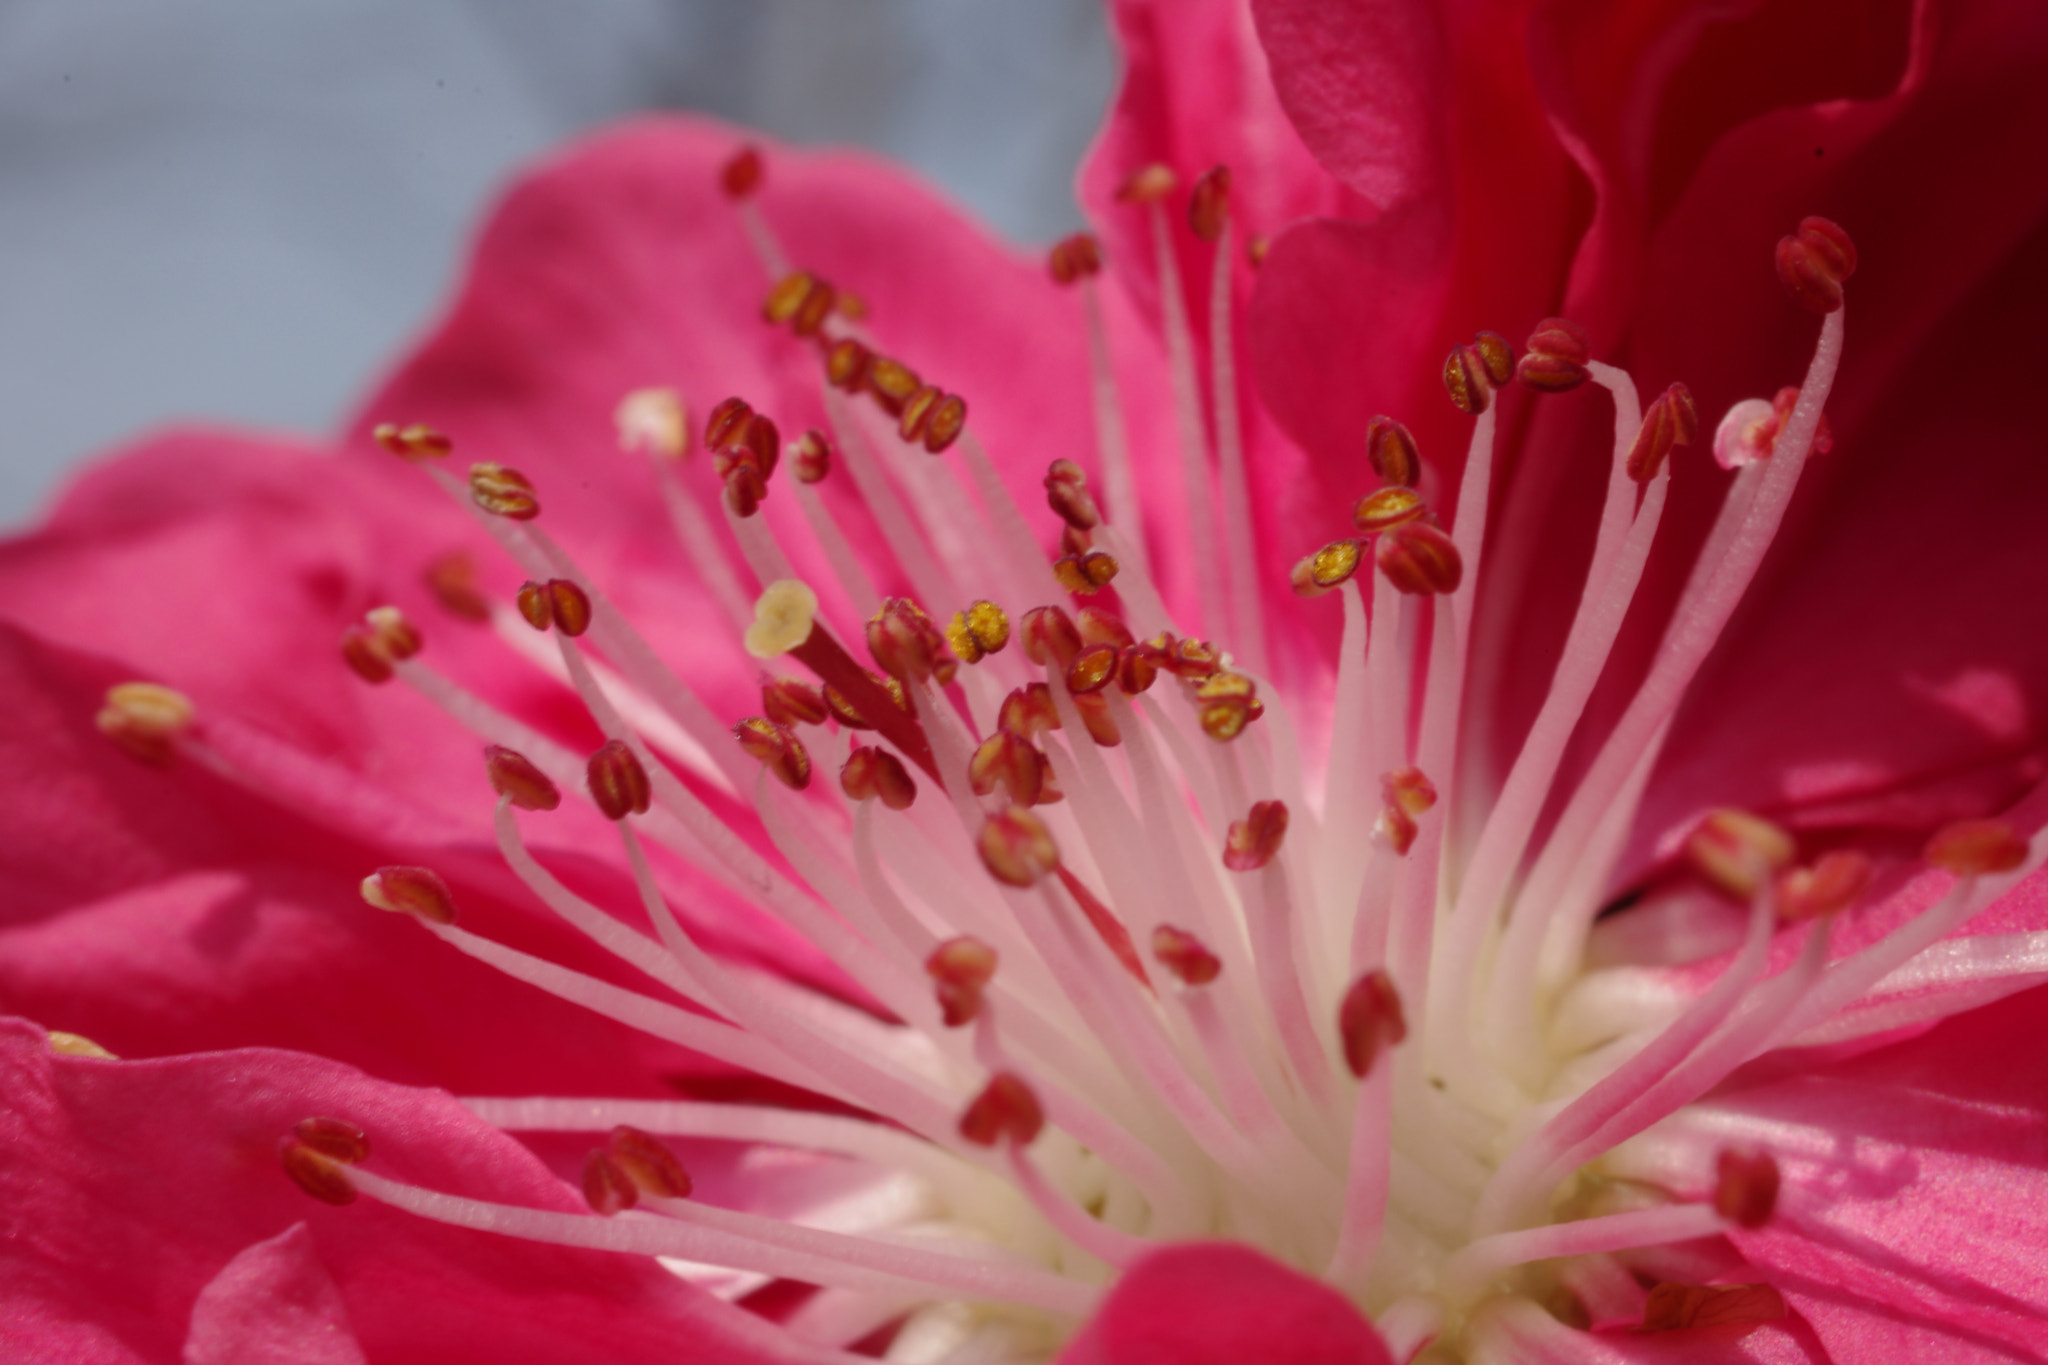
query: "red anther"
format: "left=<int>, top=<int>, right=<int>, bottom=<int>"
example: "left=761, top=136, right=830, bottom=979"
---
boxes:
left=1518, top=317, right=1592, bottom=393
left=1777, top=849, right=1873, bottom=921
left=485, top=744, right=561, bottom=811
left=372, top=422, right=453, bottom=461
left=763, top=271, right=817, bottom=326
left=723, top=461, right=767, bottom=519
left=469, top=463, right=541, bottom=520
left=899, top=385, right=942, bottom=444
left=342, top=604, right=423, bottom=683
left=1685, top=808, right=1795, bottom=901
left=1290, top=539, right=1362, bottom=599
left=1224, top=800, right=1290, bottom=872
left=1021, top=605, right=1083, bottom=667
left=1353, top=486, right=1427, bottom=535
left=280, top=1138, right=356, bottom=1206
left=96, top=681, right=194, bottom=766
left=1065, top=643, right=1119, bottom=696
left=1375, top=803, right=1419, bottom=855
left=545, top=580, right=592, bottom=636
left=587, top=739, right=652, bottom=821
left=1443, top=343, right=1494, bottom=415
left=582, top=1148, right=637, bottom=1215
left=1000, top=683, right=1062, bottom=738
left=865, top=356, right=922, bottom=416
left=867, top=597, right=944, bottom=684
left=1338, top=969, right=1408, bottom=1079
left=1073, top=691, right=1122, bottom=747
left=1167, top=637, right=1220, bottom=681
left=608, top=1125, right=692, bottom=1198
left=1151, top=925, right=1222, bottom=987
left=294, top=1117, right=370, bottom=1165
left=1116, top=643, right=1163, bottom=695
left=824, top=338, right=871, bottom=393
left=1377, top=521, right=1464, bottom=595
left=923, top=394, right=968, bottom=454
left=720, top=145, right=764, bottom=200
left=341, top=627, right=395, bottom=684
left=1472, top=330, right=1516, bottom=388
left=793, top=429, right=832, bottom=484
left=841, top=744, right=917, bottom=810
left=704, top=396, right=754, bottom=451
left=1036, top=751, right=1065, bottom=805
left=970, top=728, right=1045, bottom=806
left=1115, top=163, right=1176, bottom=204
left=1047, top=232, right=1103, bottom=285
left=762, top=676, right=829, bottom=728
left=1382, top=767, right=1438, bottom=816
left=424, top=550, right=491, bottom=623
left=515, top=580, right=553, bottom=631
left=1053, top=551, right=1120, bottom=595
left=1188, top=165, right=1231, bottom=242
left=1642, top=1283, right=1787, bottom=1333
left=1714, top=1147, right=1781, bottom=1229
left=926, top=936, right=998, bottom=1027
left=1075, top=607, right=1134, bottom=650
left=734, top=716, right=812, bottom=791
left=978, top=807, right=1060, bottom=888
left=1365, top=415, right=1421, bottom=488
left=959, top=1072, right=1045, bottom=1148
left=1926, top=818, right=2028, bottom=875
left=360, top=866, right=459, bottom=926
left=736, top=412, right=781, bottom=479
left=1625, top=383, right=1698, bottom=483
left=1044, top=458, right=1101, bottom=531
left=1776, top=216, right=1856, bottom=315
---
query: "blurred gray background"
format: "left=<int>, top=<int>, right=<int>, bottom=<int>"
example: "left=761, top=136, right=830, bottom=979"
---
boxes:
left=0, top=0, right=1115, bottom=527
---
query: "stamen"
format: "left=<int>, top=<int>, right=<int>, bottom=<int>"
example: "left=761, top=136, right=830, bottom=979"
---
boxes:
left=1683, top=808, right=1794, bottom=901
left=1623, top=383, right=1698, bottom=483
left=469, top=463, right=542, bottom=520
left=978, top=808, right=1060, bottom=888
left=360, top=866, right=459, bottom=925
left=1514, top=318, right=1591, bottom=393
left=1365, top=415, right=1420, bottom=488
left=95, top=681, right=194, bottom=765
left=1926, top=817, right=2029, bottom=874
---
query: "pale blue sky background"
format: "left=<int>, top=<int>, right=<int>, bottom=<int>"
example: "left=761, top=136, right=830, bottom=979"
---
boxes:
left=0, top=0, right=1115, bottom=526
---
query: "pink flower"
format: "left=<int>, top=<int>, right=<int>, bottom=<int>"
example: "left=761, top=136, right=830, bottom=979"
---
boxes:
left=5, top=2, right=2048, bottom=1362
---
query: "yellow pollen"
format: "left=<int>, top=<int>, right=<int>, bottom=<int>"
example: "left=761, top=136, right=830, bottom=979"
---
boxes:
left=745, top=580, right=820, bottom=660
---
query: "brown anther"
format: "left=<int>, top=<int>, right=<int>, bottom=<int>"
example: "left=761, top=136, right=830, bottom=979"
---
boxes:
left=1353, top=486, right=1427, bottom=535
left=720, top=145, right=764, bottom=200
left=294, top=1117, right=370, bottom=1165
left=360, top=865, right=459, bottom=926
left=841, top=744, right=917, bottom=810
left=722, top=461, right=767, bottom=519
left=1685, top=808, right=1795, bottom=901
left=1338, top=970, right=1408, bottom=1079
left=1517, top=317, right=1592, bottom=393
left=1151, top=925, right=1222, bottom=987
left=1224, top=800, right=1289, bottom=872
left=763, top=271, right=819, bottom=326
left=1383, top=767, right=1438, bottom=816
left=866, top=597, right=944, bottom=684
left=926, top=936, right=998, bottom=1027
left=424, top=550, right=491, bottom=622
left=947, top=600, right=1011, bottom=664
left=1000, top=683, right=1062, bottom=738
left=1776, top=849, right=1873, bottom=921
left=515, top=579, right=592, bottom=637
left=1197, top=695, right=1255, bottom=742
left=1442, top=343, right=1494, bottom=415
left=1115, top=163, right=1176, bottom=204
left=342, top=604, right=424, bottom=684
left=1075, top=607, right=1133, bottom=650
left=762, top=676, right=829, bottom=728
left=1188, top=165, right=1231, bottom=242
left=1053, top=552, right=1119, bottom=595
left=865, top=356, right=922, bottom=416
left=978, top=807, right=1060, bottom=888
left=95, top=681, right=195, bottom=765
left=1166, top=637, right=1220, bottom=681
left=899, top=385, right=943, bottom=445
left=1047, top=232, right=1103, bottom=285
left=485, top=744, right=561, bottom=811
left=1776, top=216, right=1856, bottom=315
left=280, top=1138, right=356, bottom=1206
left=1021, top=605, right=1083, bottom=667
left=1926, top=819, right=2028, bottom=875
left=587, top=739, right=653, bottom=821
left=1642, top=1283, right=1786, bottom=1333
left=1471, top=330, right=1516, bottom=388
left=469, top=463, right=540, bottom=520
left=1365, top=415, right=1421, bottom=488
left=958, top=1072, right=1045, bottom=1148
left=1074, top=691, right=1122, bottom=747
left=1116, top=644, right=1163, bottom=695
left=734, top=717, right=812, bottom=791
left=970, top=729, right=1045, bottom=806
left=835, top=291, right=868, bottom=321
left=1376, top=521, right=1463, bottom=595
left=923, top=393, right=968, bottom=454
left=793, top=278, right=836, bottom=338
left=340, top=632, right=392, bottom=683
left=1065, top=643, right=1119, bottom=695
left=608, top=1125, right=692, bottom=1198
left=824, top=338, right=871, bottom=393
left=372, top=422, right=452, bottom=461
left=1375, top=803, right=1419, bottom=855
left=704, top=396, right=754, bottom=451
left=1714, top=1148, right=1781, bottom=1228
left=582, top=1148, right=637, bottom=1216
left=1625, top=383, right=1698, bottom=483
left=793, top=429, right=832, bottom=484
left=1044, top=458, right=1101, bottom=530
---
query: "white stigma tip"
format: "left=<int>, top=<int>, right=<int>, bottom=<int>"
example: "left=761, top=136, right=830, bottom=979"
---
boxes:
left=615, top=387, right=688, bottom=459
left=745, top=580, right=820, bottom=660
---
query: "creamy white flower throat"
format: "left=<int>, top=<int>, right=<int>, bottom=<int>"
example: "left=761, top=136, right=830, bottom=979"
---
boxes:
left=95, top=154, right=2045, bottom=1362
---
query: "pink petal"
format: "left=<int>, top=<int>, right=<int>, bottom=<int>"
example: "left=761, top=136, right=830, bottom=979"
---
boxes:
left=1057, top=1241, right=1391, bottom=1365
left=183, top=1223, right=366, bottom=1365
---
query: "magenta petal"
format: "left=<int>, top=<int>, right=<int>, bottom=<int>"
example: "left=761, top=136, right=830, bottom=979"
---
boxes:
left=1057, top=1242, right=1391, bottom=1365
left=184, top=1223, right=366, bottom=1365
